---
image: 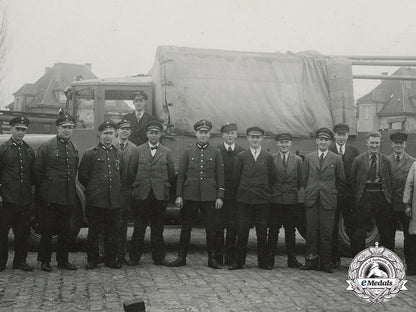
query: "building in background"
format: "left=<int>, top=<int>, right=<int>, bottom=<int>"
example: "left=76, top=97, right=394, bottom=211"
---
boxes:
left=357, top=67, right=416, bottom=132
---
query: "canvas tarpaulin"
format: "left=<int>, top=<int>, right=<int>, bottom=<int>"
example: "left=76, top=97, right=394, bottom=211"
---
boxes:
left=151, top=46, right=356, bottom=137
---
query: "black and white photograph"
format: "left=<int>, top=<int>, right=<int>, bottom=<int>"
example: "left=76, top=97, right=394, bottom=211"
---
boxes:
left=0, top=0, right=416, bottom=311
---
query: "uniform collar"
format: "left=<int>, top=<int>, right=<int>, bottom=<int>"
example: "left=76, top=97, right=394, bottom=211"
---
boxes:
left=57, top=136, right=70, bottom=145
left=99, top=142, right=113, bottom=151
left=196, top=142, right=209, bottom=150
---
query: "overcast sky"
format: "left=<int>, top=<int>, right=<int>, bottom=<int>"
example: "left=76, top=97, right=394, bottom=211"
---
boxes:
left=1, top=0, right=416, bottom=107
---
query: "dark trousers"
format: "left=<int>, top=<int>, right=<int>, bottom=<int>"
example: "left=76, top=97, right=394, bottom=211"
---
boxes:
left=351, top=191, right=394, bottom=256
left=268, top=204, right=302, bottom=266
left=37, top=202, right=72, bottom=264
left=178, top=200, right=221, bottom=259
left=305, top=200, right=335, bottom=268
left=130, top=194, right=167, bottom=262
left=0, top=203, right=31, bottom=266
left=332, top=195, right=355, bottom=262
left=392, top=211, right=416, bottom=270
left=86, top=206, right=120, bottom=264
left=234, top=202, right=270, bottom=267
left=117, top=192, right=131, bottom=260
left=214, top=199, right=237, bottom=264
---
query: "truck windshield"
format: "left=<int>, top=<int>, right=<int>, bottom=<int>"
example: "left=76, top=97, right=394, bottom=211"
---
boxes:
left=104, top=90, right=134, bottom=124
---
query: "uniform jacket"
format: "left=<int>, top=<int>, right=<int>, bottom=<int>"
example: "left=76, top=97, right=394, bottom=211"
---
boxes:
left=113, top=139, right=136, bottom=209
left=388, top=152, right=416, bottom=212
left=329, top=143, right=359, bottom=196
left=0, top=138, right=35, bottom=206
left=302, top=150, right=345, bottom=210
left=350, top=152, right=392, bottom=205
left=78, top=143, right=122, bottom=209
left=128, top=142, right=175, bottom=201
left=176, top=143, right=225, bottom=202
left=232, top=148, right=276, bottom=204
left=34, top=136, right=79, bottom=206
left=402, top=162, right=416, bottom=234
left=113, top=139, right=136, bottom=192
left=271, top=152, right=303, bottom=205
left=218, top=143, right=245, bottom=200
left=123, top=112, right=156, bottom=146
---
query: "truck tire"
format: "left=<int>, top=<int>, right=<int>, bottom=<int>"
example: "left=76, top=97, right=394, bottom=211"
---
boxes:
left=337, top=214, right=379, bottom=257
left=27, top=199, right=83, bottom=251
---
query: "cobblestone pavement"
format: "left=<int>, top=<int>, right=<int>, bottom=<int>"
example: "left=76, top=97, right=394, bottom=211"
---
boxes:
left=0, top=228, right=415, bottom=312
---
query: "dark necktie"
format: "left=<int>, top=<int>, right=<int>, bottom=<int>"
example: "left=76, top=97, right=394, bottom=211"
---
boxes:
left=151, top=145, right=158, bottom=150
left=396, top=155, right=400, bottom=163
left=282, top=154, right=287, bottom=168
left=227, top=146, right=233, bottom=153
left=369, top=154, right=377, bottom=182
left=120, top=142, right=125, bottom=151
left=319, top=153, right=324, bottom=169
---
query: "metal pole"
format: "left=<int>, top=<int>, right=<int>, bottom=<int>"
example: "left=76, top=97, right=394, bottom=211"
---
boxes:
left=351, top=60, right=416, bottom=66
left=333, top=56, right=416, bottom=61
left=353, top=74, right=416, bottom=81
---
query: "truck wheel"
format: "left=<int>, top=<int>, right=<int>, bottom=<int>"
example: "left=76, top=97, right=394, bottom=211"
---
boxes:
left=27, top=200, right=83, bottom=251
left=338, top=214, right=379, bottom=257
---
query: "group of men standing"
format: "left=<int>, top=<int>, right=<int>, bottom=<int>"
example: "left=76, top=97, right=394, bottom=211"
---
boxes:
left=0, top=91, right=415, bottom=276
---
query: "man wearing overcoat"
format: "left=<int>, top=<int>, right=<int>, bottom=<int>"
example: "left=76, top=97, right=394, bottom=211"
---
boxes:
left=230, top=126, right=276, bottom=270
left=350, top=131, right=393, bottom=256
left=113, top=118, right=136, bottom=264
left=301, top=127, right=345, bottom=273
left=328, top=123, right=359, bottom=267
left=128, top=120, right=175, bottom=266
left=169, top=119, right=225, bottom=269
left=0, top=117, right=35, bottom=272
left=214, top=122, right=245, bottom=265
left=387, top=132, right=416, bottom=273
left=34, top=114, right=79, bottom=272
left=269, top=132, right=303, bottom=268
left=79, top=120, right=122, bottom=269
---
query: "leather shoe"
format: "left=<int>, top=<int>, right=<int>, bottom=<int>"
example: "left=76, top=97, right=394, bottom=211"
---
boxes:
left=321, top=265, right=334, bottom=273
left=105, top=261, right=121, bottom=269
left=167, top=257, right=186, bottom=267
left=406, top=269, right=416, bottom=276
left=58, top=262, right=77, bottom=270
left=86, top=262, right=97, bottom=270
left=228, top=263, right=243, bottom=270
left=41, top=262, right=52, bottom=272
left=154, top=259, right=170, bottom=266
left=208, top=258, right=222, bottom=269
left=259, top=264, right=273, bottom=270
left=288, top=256, right=302, bottom=268
left=13, top=262, right=34, bottom=271
left=127, top=258, right=140, bottom=266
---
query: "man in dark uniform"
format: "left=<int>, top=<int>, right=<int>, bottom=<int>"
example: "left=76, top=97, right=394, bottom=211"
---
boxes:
left=34, top=114, right=79, bottom=272
left=230, top=126, right=276, bottom=270
left=350, top=131, right=393, bottom=256
left=123, top=91, right=156, bottom=146
left=113, top=118, right=136, bottom=265
left=0, top=117, right=35, bottom=272
left=301, top=128, right=345, bottom=273
left=387, top=132, right=416, bottom=273
left=269, top=132, right=303, bottom=268
left=214, top=123, right=245, bottom=265
left=169, top=120, right=225, bottom=269
left=128, top=120, right=175, bottom=266
left=329, top=123, right=359, bottom=268
left=79, top=120, right=122, bottom=269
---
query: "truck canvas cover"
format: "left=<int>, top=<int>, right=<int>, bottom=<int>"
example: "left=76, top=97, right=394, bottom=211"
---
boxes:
left=151, top=46, right=356, bottom=137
